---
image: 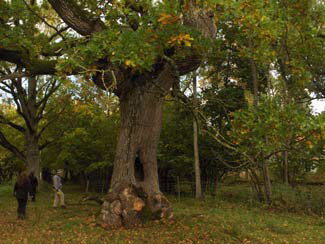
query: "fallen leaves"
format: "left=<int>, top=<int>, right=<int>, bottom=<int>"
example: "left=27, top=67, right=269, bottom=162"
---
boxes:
left=0, top=186, right=324, bottom=243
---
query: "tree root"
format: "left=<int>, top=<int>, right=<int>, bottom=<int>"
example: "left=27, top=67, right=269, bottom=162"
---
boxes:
left=96, top=182, right=172, bottom=229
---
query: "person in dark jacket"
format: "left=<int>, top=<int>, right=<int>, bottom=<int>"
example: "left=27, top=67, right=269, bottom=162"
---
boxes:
left=28, top=171, right=38, bottom=202
left=13, top=171, right=31, bottom=219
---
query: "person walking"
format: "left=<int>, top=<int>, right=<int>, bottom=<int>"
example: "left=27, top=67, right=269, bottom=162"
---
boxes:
left=28, top=171, right=38, bottom=202
left=53, top=169, right=66, bottom=208
left=13, top=171, right=31, bottom=219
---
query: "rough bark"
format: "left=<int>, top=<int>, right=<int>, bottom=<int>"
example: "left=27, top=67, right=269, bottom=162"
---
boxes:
left=22, top=78, right=41, bottom=178
left=48, top=0, right=105, bottom=36
left=97, top=67, right=175, bottom=228
left=26, top=132, right=40, bottom=179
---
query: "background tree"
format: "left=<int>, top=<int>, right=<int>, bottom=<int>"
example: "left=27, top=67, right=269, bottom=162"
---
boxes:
left=0, top=73, right=61, bottom=178
left=41, top=80, right=119, bottom=189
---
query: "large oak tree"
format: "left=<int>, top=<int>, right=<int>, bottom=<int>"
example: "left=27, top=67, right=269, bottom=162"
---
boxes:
left=0, top=0, right=216, bottom=227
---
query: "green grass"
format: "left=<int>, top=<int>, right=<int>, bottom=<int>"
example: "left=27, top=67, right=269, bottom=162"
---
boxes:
left=0, top=183, right=324, bottom=244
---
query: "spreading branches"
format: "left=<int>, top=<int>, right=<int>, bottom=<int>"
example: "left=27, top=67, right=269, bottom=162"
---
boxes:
left=22, top=0, right=66, bottom=41
left=48, top=0, right=105, bottom=36
left=0, top=72, right=27, bottom=83
left=0, top=115, right=25, bottom=133
left=36, top=79, right=61, bottom=122
left=0, top=131, right=25, bottom=162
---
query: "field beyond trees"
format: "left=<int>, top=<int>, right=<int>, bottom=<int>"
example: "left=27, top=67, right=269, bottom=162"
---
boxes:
left=0, top=183, right=324, bottom=244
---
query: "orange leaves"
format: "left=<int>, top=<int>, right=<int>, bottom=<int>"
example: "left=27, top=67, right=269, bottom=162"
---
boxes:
left=158, top=13, right=180, bottom=26
left=124, top=60, right=136, bottom=68
left=133, top=198, right=145, bottom=212
left=169, top=33, right=194, bottom=47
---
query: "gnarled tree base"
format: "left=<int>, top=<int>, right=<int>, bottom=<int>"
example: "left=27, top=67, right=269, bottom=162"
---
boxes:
left=97, top=181, right=173, bottom=229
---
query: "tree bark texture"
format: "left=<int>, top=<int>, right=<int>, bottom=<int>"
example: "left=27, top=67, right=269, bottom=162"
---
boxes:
left=26, top=132, right=40, bottom=179
left=97, top=68, right=175, bottom=228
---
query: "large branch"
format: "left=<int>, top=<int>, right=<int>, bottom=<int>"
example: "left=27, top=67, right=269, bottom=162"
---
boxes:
left=0, top=49, right=24, bottom=66
left=0, top=131, right=25, bottom=162
left=0, top=72, right=27, bottom=82
left=0, top=115, right=26, bottom=133
left=0, top=48, right=57, bottom=75
left=36, top=80, right=61, bottom=122
left=47, top=0, right=105, bottom=36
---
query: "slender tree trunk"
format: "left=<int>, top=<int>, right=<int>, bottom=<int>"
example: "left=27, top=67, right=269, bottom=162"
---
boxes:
left=98, top=73, right=174, bottom=229
left=249, top=168, right=264, bottom=201
left=192, top=74, right=202, bottom=199
left=249, top=39, right=259, bottom=107
left=213, top=174, right=219, bottom=196
left=261, top=160, right=272, bottom=204
left=249, top=39, right=272, bottom=203
left=283, top=150, right=289, bottom=185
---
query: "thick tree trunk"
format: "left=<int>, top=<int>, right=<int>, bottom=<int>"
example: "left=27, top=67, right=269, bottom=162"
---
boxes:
left=26, top=132, right=40, bottom=179
left=24, top=77, right=41, bottom=179
left=97, top=72, right=174, bottom=229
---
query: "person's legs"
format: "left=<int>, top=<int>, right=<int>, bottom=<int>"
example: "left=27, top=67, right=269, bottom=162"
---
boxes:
left=31, top=189, right=36, bottom=201
left=17, top=198, right=22, bottom=219
left=58, top=190, right=65, bottom=207
left=17, top=198, right=27, bottom=219
left=53, top=191, right=59, bottom=207
left=21, top=199, right=27, bottom=219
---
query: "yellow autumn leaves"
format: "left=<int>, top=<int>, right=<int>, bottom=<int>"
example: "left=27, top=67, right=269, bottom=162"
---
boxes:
left=158, top=13, right=180, bottom=25
left=124, top=13, right=194, bottom=68
left=124, top=60, right=136, bottom=67
left=169, top=33, right=194, bottom=47
left=158, top=13, right=194, bottom=47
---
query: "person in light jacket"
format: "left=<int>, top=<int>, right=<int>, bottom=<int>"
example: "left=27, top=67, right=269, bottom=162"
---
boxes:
left=52, top=169, right=66, bottom=208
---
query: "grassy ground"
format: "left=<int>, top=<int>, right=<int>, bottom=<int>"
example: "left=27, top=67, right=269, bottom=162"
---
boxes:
left=0, top=183, right=324, bottom=244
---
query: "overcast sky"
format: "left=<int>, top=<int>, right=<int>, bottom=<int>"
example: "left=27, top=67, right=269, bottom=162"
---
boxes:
left=311, top=99, right=325, bottom=114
